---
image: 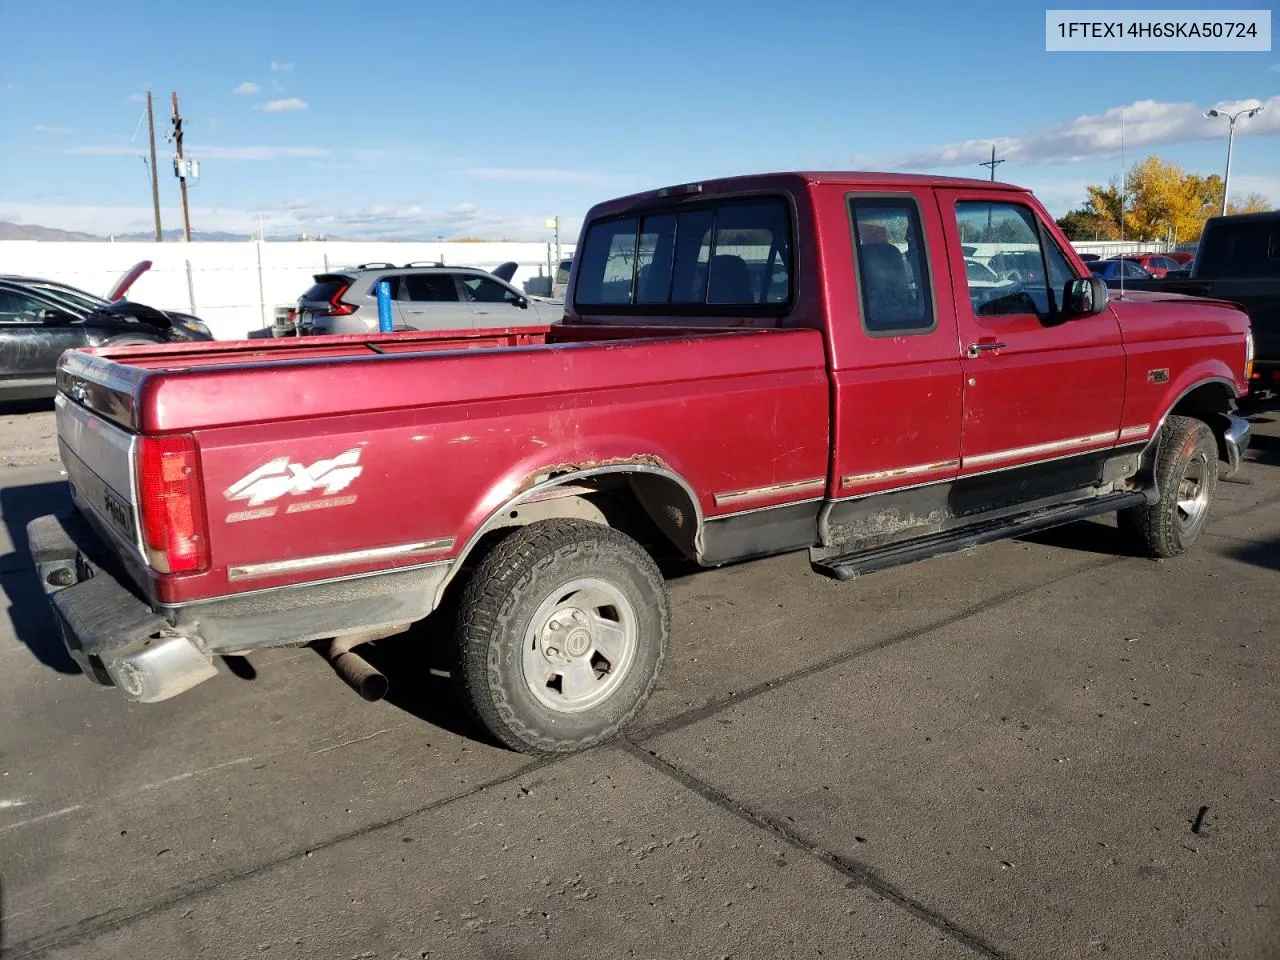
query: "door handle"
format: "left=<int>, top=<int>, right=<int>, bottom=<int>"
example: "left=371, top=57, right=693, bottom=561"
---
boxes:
left=966, top=341, right=1007, bottom=358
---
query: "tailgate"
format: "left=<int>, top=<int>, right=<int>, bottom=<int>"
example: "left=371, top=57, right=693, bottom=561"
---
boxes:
left=55, top=393, right=145, bottom=566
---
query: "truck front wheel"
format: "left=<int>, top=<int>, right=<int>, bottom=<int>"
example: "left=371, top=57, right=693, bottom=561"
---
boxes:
left=452, top=519, right=669, bottom=755
left=1120, top=415, right=1219, bottom=558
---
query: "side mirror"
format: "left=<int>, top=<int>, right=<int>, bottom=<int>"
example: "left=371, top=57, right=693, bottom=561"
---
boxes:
left=514, top=296, right=529, bottom=309
left=1062, top=276, right=1109, bottom=317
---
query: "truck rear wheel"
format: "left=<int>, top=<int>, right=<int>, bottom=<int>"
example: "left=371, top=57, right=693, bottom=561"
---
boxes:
left=452, top=519, right=669, bottom=755
left=1120, top=415, right=1218, bottom=558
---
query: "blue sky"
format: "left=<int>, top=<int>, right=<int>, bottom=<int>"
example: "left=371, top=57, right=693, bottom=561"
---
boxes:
left=1, top=0, right=1276, bottom=239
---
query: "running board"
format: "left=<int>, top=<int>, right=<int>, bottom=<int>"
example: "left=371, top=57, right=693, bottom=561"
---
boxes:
left=812, top=492, right=1146, bottom=582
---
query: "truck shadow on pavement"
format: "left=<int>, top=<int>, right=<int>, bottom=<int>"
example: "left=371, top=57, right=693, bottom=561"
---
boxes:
left=1226, top=536, right=1280, bottom=572
left=359, top=621, right=498, bottom=747
left=1015, top=518, right=1149, bottom=558
left=0, top=481, right=81, bottom=675
left=1242, top=428, right=1280, bottom=468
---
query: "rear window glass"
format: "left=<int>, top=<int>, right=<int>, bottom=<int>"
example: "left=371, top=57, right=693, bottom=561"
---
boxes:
left=302, top=279, right=347, bottom=302
left=575, top=197, right=792, bottom=311
left=1196, top=220, right=1280, bottom=279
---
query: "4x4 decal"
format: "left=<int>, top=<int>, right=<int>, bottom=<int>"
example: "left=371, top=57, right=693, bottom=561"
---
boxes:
left=224, top=448, right=364, bottom=520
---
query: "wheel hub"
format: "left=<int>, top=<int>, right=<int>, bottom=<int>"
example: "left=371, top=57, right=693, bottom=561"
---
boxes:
left=524, top=580, right=638, bottom=713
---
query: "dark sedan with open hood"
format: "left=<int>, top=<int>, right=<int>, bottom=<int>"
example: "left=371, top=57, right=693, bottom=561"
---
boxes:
left=0, top=262, right=213, bottom=401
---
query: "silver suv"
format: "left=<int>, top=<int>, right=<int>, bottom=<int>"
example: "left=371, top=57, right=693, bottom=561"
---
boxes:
left=296, top=264, right=562, bottom=336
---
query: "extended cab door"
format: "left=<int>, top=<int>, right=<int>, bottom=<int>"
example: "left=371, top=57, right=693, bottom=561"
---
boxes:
left=819, top=186, right=964, bottom=545
left=936, top=190, right=1125, bottom=476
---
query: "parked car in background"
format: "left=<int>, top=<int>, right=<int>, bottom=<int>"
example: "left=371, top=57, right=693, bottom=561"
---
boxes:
left=0, top=278, right=212, bottom=401
left=1168, top=249, right=1196, bottom=266
left=1104, top=253, right=1182, bottom=278
left=296, top=264, right=562, bottom=335
left=1090, top=259, right=1154, bottom=281
left=552, top=257, right=573, bottom=300
left=1099, top=211, right=1279, bottom=395
left=1077, top=253, right=1101, bottom=262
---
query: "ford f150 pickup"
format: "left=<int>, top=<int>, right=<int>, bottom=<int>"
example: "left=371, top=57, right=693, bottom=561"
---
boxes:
left=28, top=172, right=1253, bottom=755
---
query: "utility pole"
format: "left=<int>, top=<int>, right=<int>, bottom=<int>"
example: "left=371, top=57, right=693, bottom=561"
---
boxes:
left=146, top=91, right=163, bottom=241
left=979, top=144, right=1006, bottom=182
left=170, top=91, right=192, bottom=241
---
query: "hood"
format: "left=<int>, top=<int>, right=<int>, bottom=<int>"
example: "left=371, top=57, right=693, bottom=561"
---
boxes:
left=105, top=260, right=153, bottom=301
left=1108, top=289, right=1245, bottom=312
left=527, top=297, right=565, bottom=322
left=491, top=261, right=519, bottom=283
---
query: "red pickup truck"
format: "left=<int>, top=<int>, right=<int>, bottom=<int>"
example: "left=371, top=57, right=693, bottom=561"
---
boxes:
left=28, top=172, right=1253, bottom=755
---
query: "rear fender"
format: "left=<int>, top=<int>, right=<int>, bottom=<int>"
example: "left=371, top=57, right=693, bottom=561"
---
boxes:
left=433, top=440, right=703, bottom=609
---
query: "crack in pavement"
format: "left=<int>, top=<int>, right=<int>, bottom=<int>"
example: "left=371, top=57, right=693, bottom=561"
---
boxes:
left=619, top=739, right=1009, bottom=959
left=6, top=484, right=1279, bottom=957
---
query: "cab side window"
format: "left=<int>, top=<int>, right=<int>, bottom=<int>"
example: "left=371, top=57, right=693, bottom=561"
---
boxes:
left=954, top=202, right=1077, bottom=319
left=404, top=274, right=460, bottom=302
left=848, top=197, right=935, bottom=335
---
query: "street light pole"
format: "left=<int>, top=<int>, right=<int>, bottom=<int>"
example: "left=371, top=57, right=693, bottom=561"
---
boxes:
left=1204, top=105, right=1264, bottom=216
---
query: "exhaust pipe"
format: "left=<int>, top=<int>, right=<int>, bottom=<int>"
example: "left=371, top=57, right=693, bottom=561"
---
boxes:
left=316, top=638, right=388, bottom=702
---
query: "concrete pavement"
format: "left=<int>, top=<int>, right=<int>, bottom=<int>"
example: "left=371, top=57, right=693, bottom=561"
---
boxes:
left=1, top=402, right=1277, bottom=959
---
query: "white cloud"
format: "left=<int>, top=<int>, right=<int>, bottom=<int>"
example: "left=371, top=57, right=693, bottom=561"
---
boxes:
left=33, top=125, right=72, bottom=136
left=232, top=81, right=260, bottom=95
left=462, top=167, right=632, bottom=187
left=861, top=97, right=1280, bottom=170
left=126, top=92, right=147, bottom=103
left=256, top=98, right=308, bottom=113
left=66, top=143, right=329, bottom=161
left=270, top=60, right=294, bottom=72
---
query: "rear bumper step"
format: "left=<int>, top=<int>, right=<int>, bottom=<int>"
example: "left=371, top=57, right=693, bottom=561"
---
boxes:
left=26, top=513, right=217, bottom=701
left=812, top=492, right=1147, bottom=582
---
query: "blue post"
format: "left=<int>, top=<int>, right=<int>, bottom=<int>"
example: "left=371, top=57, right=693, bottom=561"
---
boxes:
left=376, top=280, right=394, bottom=333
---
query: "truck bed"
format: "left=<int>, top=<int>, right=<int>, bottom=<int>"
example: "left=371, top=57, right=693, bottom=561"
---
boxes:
left=55, top=320, right=832, bottom=607
left=61, top=322, right=805, bottom=432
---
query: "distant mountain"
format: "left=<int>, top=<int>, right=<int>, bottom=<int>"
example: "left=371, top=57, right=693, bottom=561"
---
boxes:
left=0, top=219, right=499, bottom=243
left=0, top=221, right=98, bottom=241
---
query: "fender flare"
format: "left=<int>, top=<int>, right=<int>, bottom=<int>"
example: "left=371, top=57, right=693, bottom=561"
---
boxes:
left=431, top=462, right=705, bottom=610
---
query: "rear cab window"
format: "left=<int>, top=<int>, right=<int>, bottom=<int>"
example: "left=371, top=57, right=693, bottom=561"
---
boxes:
left=847, top=196, right=936, bottom=335
left=1196, top=218, right=1280, bottom=279
left=574, top=196, right=793, bottom=314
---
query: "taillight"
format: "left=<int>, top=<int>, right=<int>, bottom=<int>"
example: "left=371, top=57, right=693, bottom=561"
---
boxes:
left=328, top=283, right=355, bottom=316
left=1244, top=329, right=1254, bottom=382
left=135, top=434, right=209, bottom=574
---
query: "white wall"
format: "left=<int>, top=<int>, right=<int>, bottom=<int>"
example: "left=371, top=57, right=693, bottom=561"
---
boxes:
left=1070, top=240, right=1174, bottom=258
left=0, top=240, right=576, bottom=340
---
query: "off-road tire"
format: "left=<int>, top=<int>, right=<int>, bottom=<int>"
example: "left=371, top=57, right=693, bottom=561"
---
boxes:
left=452, top=519, right=669, bottom=755
left=1120, top=415, right=1218, bottom=558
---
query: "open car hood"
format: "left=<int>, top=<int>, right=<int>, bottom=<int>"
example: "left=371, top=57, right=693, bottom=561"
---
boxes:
left=105, top=260, right=153, bottom=302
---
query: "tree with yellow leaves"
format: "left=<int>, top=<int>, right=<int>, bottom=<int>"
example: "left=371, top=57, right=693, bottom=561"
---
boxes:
left=1056, top=155, right=1270, bottom=245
